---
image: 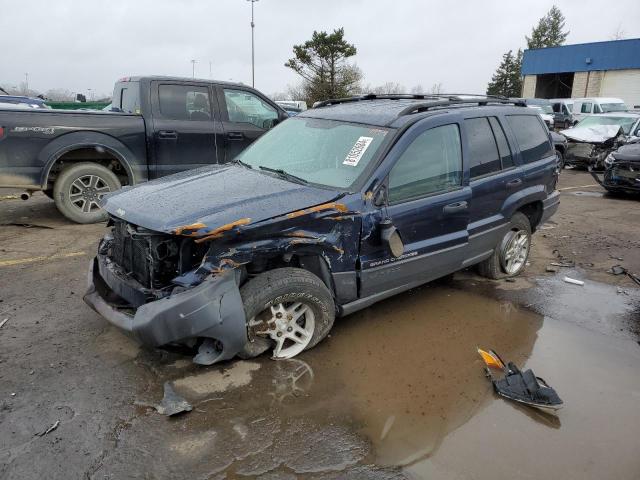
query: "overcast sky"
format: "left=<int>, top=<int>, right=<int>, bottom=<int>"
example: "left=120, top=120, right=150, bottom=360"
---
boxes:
left=1, top=0, right=638, bottom=98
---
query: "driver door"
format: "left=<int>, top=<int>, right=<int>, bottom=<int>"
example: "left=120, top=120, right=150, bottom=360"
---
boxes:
left=359, top=122, right=471, bottom=297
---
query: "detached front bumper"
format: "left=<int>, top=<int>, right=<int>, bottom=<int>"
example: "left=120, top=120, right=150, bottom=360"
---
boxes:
left=83, top=256, right=247, bottom=365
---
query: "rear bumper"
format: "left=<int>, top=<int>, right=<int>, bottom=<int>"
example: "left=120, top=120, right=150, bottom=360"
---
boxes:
left=540, top=190, right=560, bottom=225
left=83, top=256, right=247, bottom=364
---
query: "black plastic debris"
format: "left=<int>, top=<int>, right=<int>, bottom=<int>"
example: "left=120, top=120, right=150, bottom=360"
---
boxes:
left=608, top=265, right=627, bottom=275
left=155, top=382, right=192, bottom=416
left=478, top=348, right=563, bottom=412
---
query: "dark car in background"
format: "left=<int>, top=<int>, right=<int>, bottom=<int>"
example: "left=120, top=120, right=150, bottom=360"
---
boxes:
left=0, top=76, right=287, bottom=222
left=0, top=95, right=49, bottom=109
left=84, top=94, right=559, bottom=365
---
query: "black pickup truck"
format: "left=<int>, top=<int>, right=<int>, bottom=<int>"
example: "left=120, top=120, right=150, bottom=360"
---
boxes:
left=0, top=76, right=287, bottom=222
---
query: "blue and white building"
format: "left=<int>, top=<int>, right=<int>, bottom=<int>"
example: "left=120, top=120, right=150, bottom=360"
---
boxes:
left=521, top=38, right=640, bottom=107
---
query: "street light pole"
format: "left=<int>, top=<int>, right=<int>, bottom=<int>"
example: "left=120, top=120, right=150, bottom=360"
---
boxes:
left=247, top=0, right=259, bottom=87
left=191, top=59, right=197, bottom=78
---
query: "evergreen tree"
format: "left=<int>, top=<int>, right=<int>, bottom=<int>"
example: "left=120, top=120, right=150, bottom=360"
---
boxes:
left=487, top=50, right=521, bottom=97
left=285, top=28, right=362, bottom=105
left=526, top=6, right=569, bottom=49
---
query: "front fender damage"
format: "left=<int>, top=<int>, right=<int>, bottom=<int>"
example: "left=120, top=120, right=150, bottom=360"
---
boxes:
left=170, top=201, right=361, bottom=289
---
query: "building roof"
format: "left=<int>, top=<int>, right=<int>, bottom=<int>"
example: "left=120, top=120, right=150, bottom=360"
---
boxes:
left=521, top=38, right=640, bottom=75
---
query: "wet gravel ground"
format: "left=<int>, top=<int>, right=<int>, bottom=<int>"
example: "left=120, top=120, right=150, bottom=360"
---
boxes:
left=1, top=170, right=639, bottom=479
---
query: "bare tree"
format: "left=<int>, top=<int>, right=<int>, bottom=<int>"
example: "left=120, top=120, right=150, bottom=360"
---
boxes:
left=410, top=84, right=424, bottom=94
left=429, top=82, right=444, bottom=95
left=45, top=88, right=75, bottom=101
left=610, top=24, right=626, bottom=40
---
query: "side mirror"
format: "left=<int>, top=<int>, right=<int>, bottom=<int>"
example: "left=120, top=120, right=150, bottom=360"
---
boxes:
left=380, top=219, right=404, bottom=258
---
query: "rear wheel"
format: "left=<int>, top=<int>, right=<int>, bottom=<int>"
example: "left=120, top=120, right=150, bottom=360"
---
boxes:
left=239, top=268, right=335, bottom=360
left=477, top=212, right=532, bottom=279
left=53, top=162, right=120, bottom=223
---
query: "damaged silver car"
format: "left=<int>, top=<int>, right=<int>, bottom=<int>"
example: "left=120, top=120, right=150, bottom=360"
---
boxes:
left=561, top=113, right=640, bottom=169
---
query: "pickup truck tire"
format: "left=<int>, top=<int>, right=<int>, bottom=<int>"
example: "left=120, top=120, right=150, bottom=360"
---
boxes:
left=238, top=267, right=335, bottom=360
left=53, top=162, right=121, bottom=224
left=477, top=212, right=532, bottom=280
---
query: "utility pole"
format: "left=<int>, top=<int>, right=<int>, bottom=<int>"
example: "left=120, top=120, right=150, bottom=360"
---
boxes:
left=209, top=61, right=212, bottom=79
left=24, top=73, right=29, bottom=94
left=191, top=59, right=197, bottom=78
left=247, top=0, right=259, bottom=87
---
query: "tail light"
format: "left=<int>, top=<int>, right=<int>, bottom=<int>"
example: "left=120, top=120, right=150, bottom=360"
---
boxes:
left=0, top=127, right=5, bottom=140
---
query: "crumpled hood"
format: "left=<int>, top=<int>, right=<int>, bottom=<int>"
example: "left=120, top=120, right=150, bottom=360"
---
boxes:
left=560, top=125, right=624, bottom=143
left=102, top=164, right=342, bottom=232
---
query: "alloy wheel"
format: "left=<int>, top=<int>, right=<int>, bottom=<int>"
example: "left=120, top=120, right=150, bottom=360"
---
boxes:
left=68, top=174, right=112, bottom=213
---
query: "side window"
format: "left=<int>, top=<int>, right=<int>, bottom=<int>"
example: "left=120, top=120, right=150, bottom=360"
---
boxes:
left=223, top=89, right=278, bottom=129
left=158, top=84, right=211, bottom=121
left=120, top=85, right=141, bottom=114
left=465, top=117, right=501, bottom=178
left=594, top=104, right=603, bottom=114
left=506, top=115, right=554, bottom=164
left=388, top=124, right=462, bottom=203
left=581, top=102, right=592, bottom=113
left=489, top=117, right=514, bottom=169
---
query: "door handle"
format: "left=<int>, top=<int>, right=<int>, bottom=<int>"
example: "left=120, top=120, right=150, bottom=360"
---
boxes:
left=506, top=178, right=523, bottom=188
left=158, top=130, right=178, bottom=140
left=227, top=131, right=245, bottom=141
left=443, top=201, right=468, bottom=214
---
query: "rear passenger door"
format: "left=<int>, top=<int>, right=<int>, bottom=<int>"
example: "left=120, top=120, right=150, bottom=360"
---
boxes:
left=464, top=116, right=523, bottom=261
left=504, top=114, right=557, bottom=196
left=359, top=121, right=471, bottom=297
left=217, top=87, right=280, bottom=162
left=150, top=82, right=224, bottom=178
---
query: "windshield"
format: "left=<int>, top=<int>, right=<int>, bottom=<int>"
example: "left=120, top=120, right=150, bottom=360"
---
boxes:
left=600, top=102, right=627, bottom=113
left=237, top=117, right=391, bottom=189
left=576, top=115, right=638, bottom=134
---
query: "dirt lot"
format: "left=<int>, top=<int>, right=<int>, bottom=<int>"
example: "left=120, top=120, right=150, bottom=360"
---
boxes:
left=1, top=170, right=639, bottom=479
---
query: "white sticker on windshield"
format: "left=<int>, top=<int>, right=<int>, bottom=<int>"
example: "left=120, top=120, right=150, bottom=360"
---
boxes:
left=343, top=136, right=374, bottom=167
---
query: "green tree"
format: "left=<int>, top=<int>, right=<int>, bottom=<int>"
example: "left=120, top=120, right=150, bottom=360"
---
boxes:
left=285, top=28, right=362, bottom=105
left=487, top=50, right=522, bottom=97
left=526, top=5, right=569, bottom=49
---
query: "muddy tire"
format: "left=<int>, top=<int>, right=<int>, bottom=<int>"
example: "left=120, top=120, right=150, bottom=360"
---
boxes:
left=556, top=149, right=565, bottom=170
left=238, top=268, right=335, bottom=359
left=53, top=162, right=121, bottom=224
left=477, top=212, right=532, bottom=280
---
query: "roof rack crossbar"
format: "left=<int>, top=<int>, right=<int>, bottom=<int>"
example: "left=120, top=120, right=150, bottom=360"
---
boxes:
left=312, top=93, right=527, bottom=112
left=396, top=97, right=527, bottom=117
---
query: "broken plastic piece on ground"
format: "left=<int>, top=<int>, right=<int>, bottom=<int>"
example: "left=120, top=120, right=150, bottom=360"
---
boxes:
left=36, top=419, right=60, bottom=436
left=155, top=382, right=192, bottom=416
left=478, top=348, right=563, bottom=413
left=563, top=276, right=584, bottom=286
left=477, top=348, right=505, bottom=370
left=608, top=265, right=627, bottom=275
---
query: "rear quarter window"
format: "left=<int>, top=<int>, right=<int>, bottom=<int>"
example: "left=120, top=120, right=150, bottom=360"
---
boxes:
left=506, top=115, right=553, bottom=164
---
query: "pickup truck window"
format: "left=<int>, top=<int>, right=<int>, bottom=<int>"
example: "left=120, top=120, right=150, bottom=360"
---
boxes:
left=465, top=117, right=501, bottom=178
left=159, top=85, right=212, bottom=121
left=120, top=83, right=141, bottom=114
left=223, top=89, right=278, bottom=129
left=388, top=124, right=462, bottom=203
left=506, top=115, right=554, bottom=164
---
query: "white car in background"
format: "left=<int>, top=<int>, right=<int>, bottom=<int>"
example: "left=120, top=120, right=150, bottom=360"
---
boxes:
left=572, top=97, right=628, bottom=123
left=527, top=105, right=555, bottom=129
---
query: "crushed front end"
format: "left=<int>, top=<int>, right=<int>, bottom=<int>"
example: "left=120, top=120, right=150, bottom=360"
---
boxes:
left=84, top=217, right=247, bottom=365
left=591, top=141, right=640, bottom=194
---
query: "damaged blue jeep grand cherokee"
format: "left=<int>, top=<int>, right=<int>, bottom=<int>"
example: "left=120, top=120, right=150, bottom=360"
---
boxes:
left=84, top=94, right=559, bottom=365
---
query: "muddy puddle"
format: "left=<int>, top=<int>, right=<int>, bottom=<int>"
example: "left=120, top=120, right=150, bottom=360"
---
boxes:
left=94, top=278, right=640, bottom=479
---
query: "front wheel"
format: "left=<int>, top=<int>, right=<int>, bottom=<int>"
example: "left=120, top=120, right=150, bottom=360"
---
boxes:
left=239, top=268, right=335, bottom=360
left=477, top=212, right=532, bottom=279
left=53, top=162, right=121, bottom=224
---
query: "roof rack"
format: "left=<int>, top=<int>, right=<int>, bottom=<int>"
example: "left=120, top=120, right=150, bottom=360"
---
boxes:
left=313, top=93, right=527, bottom=114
